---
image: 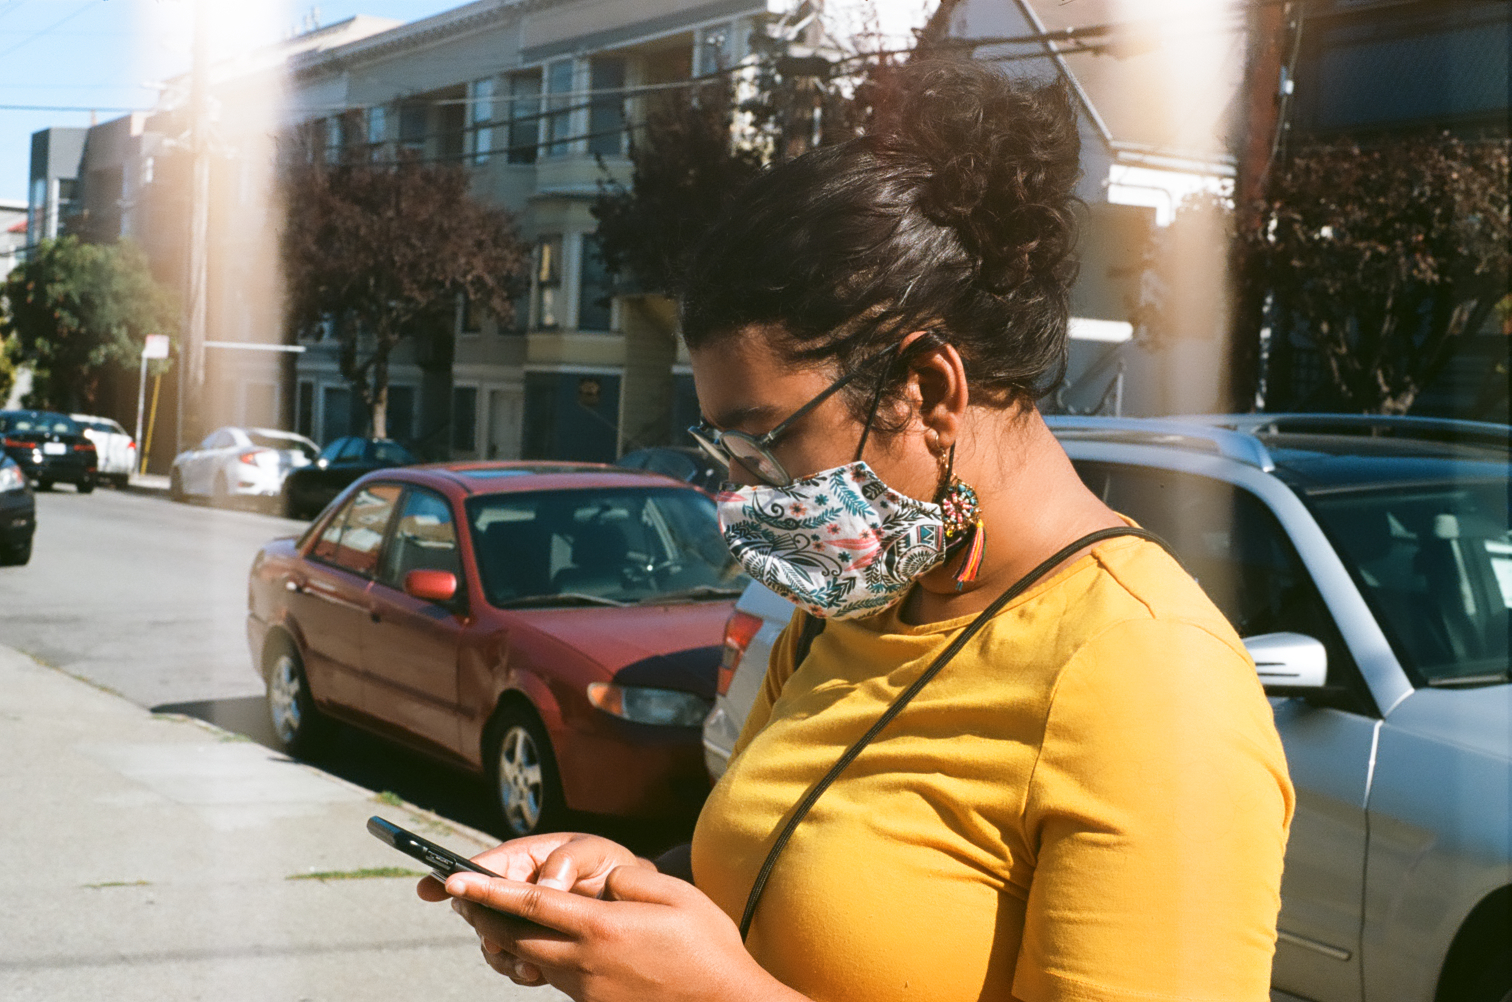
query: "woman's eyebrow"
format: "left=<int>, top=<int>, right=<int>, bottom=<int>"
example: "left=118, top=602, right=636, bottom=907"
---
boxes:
left=709, top=404, right=782, bottom=431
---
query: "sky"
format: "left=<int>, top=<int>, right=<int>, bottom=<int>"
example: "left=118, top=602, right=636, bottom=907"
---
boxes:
left=0, top=0, right=936, bottom=205
left=0, top=0, right=463, bottom=204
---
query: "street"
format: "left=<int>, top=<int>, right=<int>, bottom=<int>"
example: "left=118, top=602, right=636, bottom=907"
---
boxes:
left=0, top=485, right=698, bottom=852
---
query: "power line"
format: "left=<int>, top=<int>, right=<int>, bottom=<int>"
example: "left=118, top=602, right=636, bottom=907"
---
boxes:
left=0, top=0, right=96, bottom=61
left=0, top=104, right=147, bottom=113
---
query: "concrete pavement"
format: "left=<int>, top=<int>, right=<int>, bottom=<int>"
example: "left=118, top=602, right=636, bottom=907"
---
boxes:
left=0, top=643, right=566, bottom=1001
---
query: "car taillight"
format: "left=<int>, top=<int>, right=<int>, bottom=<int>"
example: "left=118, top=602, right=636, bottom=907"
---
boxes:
left=238, top=449, right=271, bottom=464
left=73, top=442, right=95, bottom=452
left=718, top=610, right=763, bottom=697
left=3, top=438, right=27, bottom=448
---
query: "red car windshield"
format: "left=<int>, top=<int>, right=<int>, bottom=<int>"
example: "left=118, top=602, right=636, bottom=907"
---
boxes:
left=466, top=487, right=745, bottom=608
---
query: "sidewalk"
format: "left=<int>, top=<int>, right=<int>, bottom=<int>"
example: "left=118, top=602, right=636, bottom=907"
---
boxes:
left=126, top=472, right=170, bottom=497
left=0, top=644, right=566, bottom=1001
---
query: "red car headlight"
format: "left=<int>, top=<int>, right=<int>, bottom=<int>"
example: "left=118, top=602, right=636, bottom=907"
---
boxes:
left=586, top=682, right=710, bottom=727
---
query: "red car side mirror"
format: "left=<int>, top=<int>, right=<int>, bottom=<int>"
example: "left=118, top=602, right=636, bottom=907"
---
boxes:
left=404, top=569, right=457, bottom=603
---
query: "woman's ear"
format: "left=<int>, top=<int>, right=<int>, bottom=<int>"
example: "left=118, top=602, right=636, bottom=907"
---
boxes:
left=910, top=338, right=968, bottom=451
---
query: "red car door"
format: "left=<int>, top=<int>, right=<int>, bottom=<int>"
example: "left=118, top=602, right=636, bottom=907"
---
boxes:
left=363, top=485, right=468, bottom=757
left=292, top=483, right=402, bottom=711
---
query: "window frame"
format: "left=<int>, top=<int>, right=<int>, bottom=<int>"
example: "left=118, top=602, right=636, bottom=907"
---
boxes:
left=307, top=481, right=405, bottom=579
left=376, top=484, right=469, bottom=613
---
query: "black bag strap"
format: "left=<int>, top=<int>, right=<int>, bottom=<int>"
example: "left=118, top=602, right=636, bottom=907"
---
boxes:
left=739, top=525, right=1175, bottom=940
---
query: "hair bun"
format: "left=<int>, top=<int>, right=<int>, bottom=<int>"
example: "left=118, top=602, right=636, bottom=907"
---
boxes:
left=871, top=61, right=1081, bottom=293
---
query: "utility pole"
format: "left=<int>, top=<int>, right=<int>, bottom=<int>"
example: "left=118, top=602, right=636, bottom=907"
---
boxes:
left=1229, top=0, right=1296, bottom=412
left=177, top=0, right=210, bottom=455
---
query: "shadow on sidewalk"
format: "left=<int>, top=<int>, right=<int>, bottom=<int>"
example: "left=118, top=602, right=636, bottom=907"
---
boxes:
left=150, top=696, right=698, bottom=857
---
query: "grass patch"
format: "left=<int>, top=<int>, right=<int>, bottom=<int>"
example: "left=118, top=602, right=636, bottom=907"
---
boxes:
left=288, top=866, right=425, bottom=882
left=83, top=880, right=150, bottom=889
left=374, top=790, right=403, bottom=807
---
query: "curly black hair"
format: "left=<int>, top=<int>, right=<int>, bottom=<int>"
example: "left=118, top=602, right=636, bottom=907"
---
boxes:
left=679, top=60, right=1082, bottom=413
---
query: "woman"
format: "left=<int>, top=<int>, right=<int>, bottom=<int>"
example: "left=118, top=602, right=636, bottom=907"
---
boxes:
left=419, top=61, right=1294, bottom=1002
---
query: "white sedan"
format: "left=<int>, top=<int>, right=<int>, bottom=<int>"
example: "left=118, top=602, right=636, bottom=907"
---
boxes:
left=169, top=426, right=318, bottom=507
left=71, top=414, right=137, bottom=488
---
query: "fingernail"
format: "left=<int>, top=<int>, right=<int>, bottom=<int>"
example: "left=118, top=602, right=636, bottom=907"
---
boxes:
left=518, top=961, right=541, bottom=982
left=451, top=898, right=465, bottom=917
left=481, top=937, right=503, bottom=955
left=537, top=875, right=568, bottom=891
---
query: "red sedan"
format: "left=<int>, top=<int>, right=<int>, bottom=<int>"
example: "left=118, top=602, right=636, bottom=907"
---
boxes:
left=246, top=462, right=746, bottom=835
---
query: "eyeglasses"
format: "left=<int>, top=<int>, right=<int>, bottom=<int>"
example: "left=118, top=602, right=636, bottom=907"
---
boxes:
left=688, top=341, right=906, bottom=487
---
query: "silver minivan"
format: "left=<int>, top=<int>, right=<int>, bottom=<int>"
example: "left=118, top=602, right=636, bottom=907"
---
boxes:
left=704, top=414, right=1511, bottom=1002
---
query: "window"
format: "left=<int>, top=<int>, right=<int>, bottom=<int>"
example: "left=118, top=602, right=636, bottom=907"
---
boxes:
left=296, top=382, right=315, bottom=439
left=321, top=385, right=353, bottom=443
left=578, top=233, right=614, bottom=331
left=399, top=100, right=428, bottom=156
left=379, top=488, right=462, bottom=591
left=436, top=87, right=466, bottom=162
left=545, top=59, right=575, bottom=156
left=1311, top=481, right=1510, bottom=686
left=467, top=78, right=494, bottom=164
left=460, top=294, right=482, bottom=335
left=467, top=488, right=744, bottom=606
left=324, top=116, right=344, bottom=164
left=588, top=58, right=626, bottom=156
left=386, top=384, right=416, bottom=442
left=366, top=105, right=388, bottom=160
left=534, top=235, right=563, bottom=328
left=507, top=70, right=541, bottom=164
left=312, top=483, right=402, bottom=576
left=452, top=386, right=478, bottom=452
left=1076, top=462, right=1361, bottom=693
left=336, top=437, right=366, bottom=462
left=317, top=437, right=350, bottom=463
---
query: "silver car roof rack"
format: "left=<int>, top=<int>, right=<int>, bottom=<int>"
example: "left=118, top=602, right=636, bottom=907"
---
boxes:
left=1169, top=413, right=1511, bottom=451
left=1044, top=416, right=1276, bottom=471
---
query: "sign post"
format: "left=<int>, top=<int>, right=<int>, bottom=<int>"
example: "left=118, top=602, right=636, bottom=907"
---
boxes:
left=136, top=335, right=170, bottom=476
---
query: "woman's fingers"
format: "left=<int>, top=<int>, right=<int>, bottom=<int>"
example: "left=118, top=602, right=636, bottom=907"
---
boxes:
left=600, top=863, right=702, bottom=906
left=446, top=872, right=597, bottom=938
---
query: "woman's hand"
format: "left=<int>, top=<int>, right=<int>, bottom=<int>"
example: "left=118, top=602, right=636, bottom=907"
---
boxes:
left=416, top=832, right=653, bottom=986
left=444, top=864, right=804, bottom=1002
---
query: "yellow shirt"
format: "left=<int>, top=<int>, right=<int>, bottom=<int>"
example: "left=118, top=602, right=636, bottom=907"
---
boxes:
left=691, top=535, right=1294, bottom=1002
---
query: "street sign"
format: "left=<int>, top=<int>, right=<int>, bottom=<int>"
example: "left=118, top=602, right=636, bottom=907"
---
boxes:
left=142, top=335, right=170, bottom=360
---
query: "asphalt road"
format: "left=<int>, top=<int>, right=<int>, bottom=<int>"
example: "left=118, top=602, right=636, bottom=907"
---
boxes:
left=0, top=485, right=698, bottom=855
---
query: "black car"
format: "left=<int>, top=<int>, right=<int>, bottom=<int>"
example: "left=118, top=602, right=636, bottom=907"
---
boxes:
left=281, top=436, right=418, bottom=518
left=615, top=446, right=726, bottom=495
left=0, top=410, right=97, bottom=492
left=0, top=455, right=35, bottom=565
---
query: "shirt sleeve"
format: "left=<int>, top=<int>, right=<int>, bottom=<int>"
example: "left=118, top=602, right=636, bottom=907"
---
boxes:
left=728, top=607, right=807, bottom=762
left=1016, top=618, right=1295, bottom=1002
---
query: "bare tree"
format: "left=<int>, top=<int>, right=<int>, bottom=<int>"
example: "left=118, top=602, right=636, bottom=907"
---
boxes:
left=281, top=160, right=528, bottom=437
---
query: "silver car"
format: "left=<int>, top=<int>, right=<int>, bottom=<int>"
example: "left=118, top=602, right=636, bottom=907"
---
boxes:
left=703, top=414, right=1511, bottom=1002
left=169, top=425, right=318, bottom=507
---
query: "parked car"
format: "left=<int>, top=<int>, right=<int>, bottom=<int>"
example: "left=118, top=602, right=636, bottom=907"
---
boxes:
left=71, top=413, right=137, bottom=488
left=704, top=414, right=1511, bottom=1002
left=280, top=435, right=418, bottom=519
left=0, top=455, right=36, bottom=565
left=0, top=410, right=97, bottom=493
left=615, top=446, right=726, bottom=495
left=246, top=462, right=748, bottom=837
left=169, top=426, right=318, bottom=507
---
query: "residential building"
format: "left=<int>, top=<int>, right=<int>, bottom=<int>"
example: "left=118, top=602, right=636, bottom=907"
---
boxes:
left=26, top=127, right=86, bottom=248
left=943, top=0, right=1244, bottom=418
left=283, top=0, right=781, bottom=462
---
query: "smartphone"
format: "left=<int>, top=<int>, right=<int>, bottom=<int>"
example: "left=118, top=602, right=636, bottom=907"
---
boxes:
left=367, top=815, right=503, bottom=884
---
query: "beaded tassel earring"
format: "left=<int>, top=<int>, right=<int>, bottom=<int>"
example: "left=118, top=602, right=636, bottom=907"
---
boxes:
left=935, top=445, right=986, bottom=590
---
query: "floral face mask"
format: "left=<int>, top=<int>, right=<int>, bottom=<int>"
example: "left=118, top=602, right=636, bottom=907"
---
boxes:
left=717, top=461, right=949, bottom=620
